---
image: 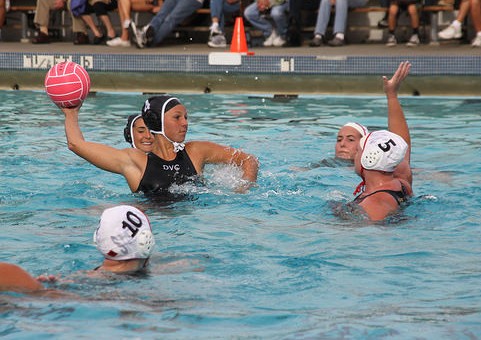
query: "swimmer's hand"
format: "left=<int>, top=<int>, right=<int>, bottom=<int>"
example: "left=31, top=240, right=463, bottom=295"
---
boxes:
left=383, top=61, right=411, bottom=97
left=235, top=180, right=257, bottom=193
left=59, top=103, right=82, bottom=113
left=36, top=274, right=59, bottom=283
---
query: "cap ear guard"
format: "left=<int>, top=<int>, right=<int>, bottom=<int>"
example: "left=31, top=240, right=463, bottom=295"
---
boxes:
left=94, top=205, right=155, bottom=261
left=135, top=229, right=155, bottom=258
left=361, top=145, right=384, bottom=170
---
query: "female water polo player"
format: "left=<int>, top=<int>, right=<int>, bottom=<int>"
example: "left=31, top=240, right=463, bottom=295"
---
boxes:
left=335, top=122, right=369, bottom=161
left=350, top=61, right=413, bottom=221
left=0, top=205, right=154, bottom=294
left=124, top=114, right=154, bottom=153
left=61, top=96, right=258, bottom=194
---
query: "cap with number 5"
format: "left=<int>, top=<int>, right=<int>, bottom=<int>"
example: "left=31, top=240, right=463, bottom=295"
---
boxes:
left=94, top=205, right=155, bottom=260
left=360, top=130, right=407, bottom=172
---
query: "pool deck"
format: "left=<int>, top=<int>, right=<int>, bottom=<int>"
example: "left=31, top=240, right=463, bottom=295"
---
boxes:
left=1, top=41, right=480, bottom=96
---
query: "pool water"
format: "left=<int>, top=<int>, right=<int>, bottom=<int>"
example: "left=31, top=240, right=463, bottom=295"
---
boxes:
left=1, top=90, right=481, bottom=338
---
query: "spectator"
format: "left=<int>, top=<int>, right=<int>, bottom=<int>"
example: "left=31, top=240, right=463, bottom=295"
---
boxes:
left=470, top=0, right=481, bottom=46
left=32, top=0, right=90, bottom=44
left=285, top=0, right=322, bottom=46
left=77, top=0, right=118, bottom=44
left=350, top=62, right=413, bottom=221
left=130, top=0, right=204, bottom=48
left=0, top=0, right=5, bottom=39
left=309, top=0, right=369, bottom=47
left=385, top=0, right=421, bottom=47
left=244, top=0, right=290, bottom=47
left=107, top=0, right=162, bottom=47
left=438, top=0, right=469, bottom=39
left=207, top=0, right=240, bottom=48
left=377, top=0, right=390, bottom=28
left=285, top=0, right=303, bottom=46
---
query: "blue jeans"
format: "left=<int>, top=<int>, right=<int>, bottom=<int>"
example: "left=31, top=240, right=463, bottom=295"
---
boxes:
left=314, top=0, right=368, bottom=36
left=149, top=0, right=203, bottom=45
left=210, top=0, right=240, bottom=31
left=244, top=1, right=290, bottom=38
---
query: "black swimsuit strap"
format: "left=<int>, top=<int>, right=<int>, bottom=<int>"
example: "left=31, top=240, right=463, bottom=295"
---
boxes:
left=355, top=183, right=408, bottom=206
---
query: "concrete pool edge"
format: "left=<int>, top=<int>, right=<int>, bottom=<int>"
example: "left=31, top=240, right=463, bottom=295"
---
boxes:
left=2, top=70, right=481, bottom=96
left=1, top=42, right=480, bottom=96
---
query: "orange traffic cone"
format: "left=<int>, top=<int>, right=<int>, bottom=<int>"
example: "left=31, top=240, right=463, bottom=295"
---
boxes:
left=230, top=17, right=254, bottom=55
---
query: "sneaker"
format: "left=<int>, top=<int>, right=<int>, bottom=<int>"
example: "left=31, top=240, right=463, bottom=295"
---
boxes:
left=93, top=35, right=106, bottom=45
left=208, top=30, right=227, bottom=48
left=328, top=36, right=344, bottom=47
left=272, top=35, right=286, bottom=47
left=129, top=21, right=145, bottom=48
left=106, top=37, right=131, bottom=47
left=438, top=24, right=462, bottom=40
left=31, top=31, right=50, bottom=44
left=472, top=35, right=481, bottom=47
left=263, top=31, right=278, bottom=47
left=386, top=34, right=397, bottom=47
left=377, top=18, right=388, bottom=29
left=309, top=35, right=324, bottom=47
left=144, top=25, right=155, bottom=47
left=406, top=34, right=420, bottom=47
left=73, top=32, right=89, bottom=45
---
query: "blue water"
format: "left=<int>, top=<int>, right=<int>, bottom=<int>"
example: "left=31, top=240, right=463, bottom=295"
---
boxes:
left=1, top=90, right=481, bottom=339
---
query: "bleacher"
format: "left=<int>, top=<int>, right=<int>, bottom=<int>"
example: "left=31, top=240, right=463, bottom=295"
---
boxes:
left=2, top=0, right=458, bottom=45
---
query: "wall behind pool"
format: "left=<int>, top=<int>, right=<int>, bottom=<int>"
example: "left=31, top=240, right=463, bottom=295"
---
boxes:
left=1, top=50, right=480, bottom=96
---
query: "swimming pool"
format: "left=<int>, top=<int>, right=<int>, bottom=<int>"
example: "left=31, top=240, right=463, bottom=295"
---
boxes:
left=1, top=90, right=480, bottom=338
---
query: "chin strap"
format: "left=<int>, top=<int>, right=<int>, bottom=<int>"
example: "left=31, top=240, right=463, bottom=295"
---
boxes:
left=353, top=167, right=365, bottom=196
left=172, top=142, right=185, bottom=153
left=153, top=132, right=185, bottom=153
left=353, top=181, right=365, bottom=196
left=161, top=130, right=184, bottom=153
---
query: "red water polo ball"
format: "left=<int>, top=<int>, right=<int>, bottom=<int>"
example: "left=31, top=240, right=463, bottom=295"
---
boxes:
left=44, top=61, right=90, bottom=108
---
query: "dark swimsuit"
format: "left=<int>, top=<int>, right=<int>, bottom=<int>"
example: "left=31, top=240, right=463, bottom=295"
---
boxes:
left=137, top=150, right=198, bottom=194
left=353, top=183, right=409, bottom=206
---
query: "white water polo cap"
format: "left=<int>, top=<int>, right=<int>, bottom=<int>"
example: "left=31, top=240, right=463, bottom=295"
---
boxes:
left=94, top=205, right=155, bottom=260
left=343, top=122, right=369, bottom=137
left=360, top=130, right=407, bottom=172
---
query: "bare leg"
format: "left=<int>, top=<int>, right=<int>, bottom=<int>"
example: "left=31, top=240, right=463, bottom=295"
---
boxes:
left=118, top=0, right=162, bottom=41
left=471, top=0, right=481, bottom=33
left=81, top=14, right=103, bottom=37
left=457, top=0, right=470, bottom=21
left=117, top=0, right=131, bottom=41
left=388, top=3, right=399, bottom=32
left=0, top=0, right=5, bottom=29
left=407, top=4, right=419, bottom=30
left=98, top=14, right=116, bottom=38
